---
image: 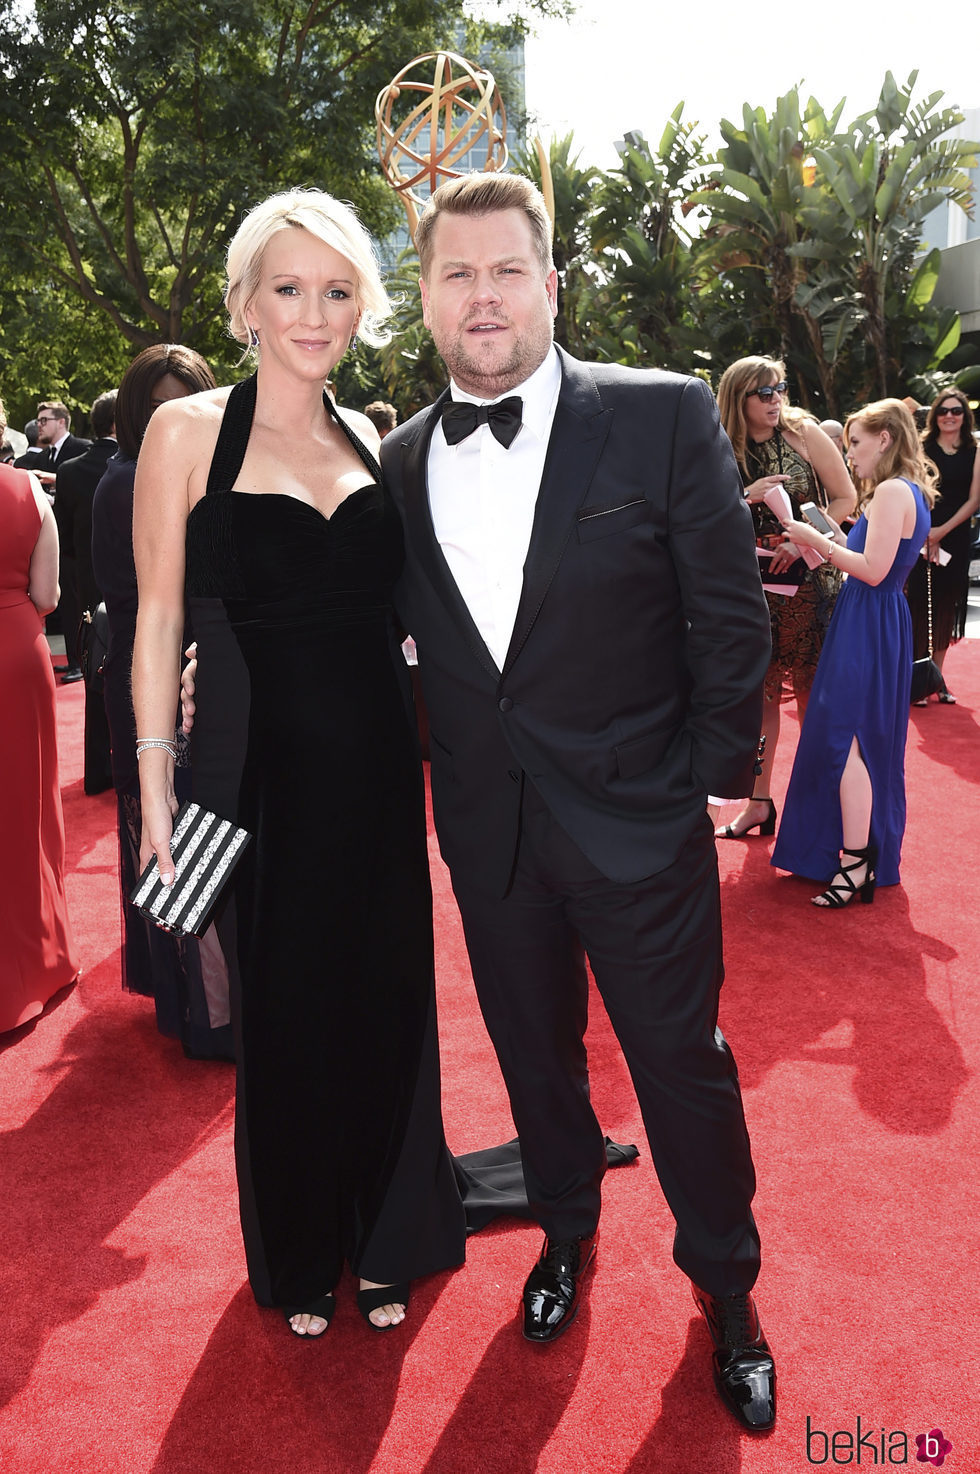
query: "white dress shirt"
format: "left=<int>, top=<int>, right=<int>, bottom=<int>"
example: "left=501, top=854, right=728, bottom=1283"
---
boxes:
left=427, top=347, right=562, bottom=670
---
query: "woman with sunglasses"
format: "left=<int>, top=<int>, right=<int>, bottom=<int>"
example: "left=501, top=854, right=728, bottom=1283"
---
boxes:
left=904, top=388, right=980, bottom=704
left=715, top=357, right=856, bottom=840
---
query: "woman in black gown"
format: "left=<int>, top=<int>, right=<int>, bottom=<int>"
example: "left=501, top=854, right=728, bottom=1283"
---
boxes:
left=92, top=344, right=233, bottom=1060
left=905, top=387, right=980, bottom=703
left=131, top=191, right=465, bottom=1336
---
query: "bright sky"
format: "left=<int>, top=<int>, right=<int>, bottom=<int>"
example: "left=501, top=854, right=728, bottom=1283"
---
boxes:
left=522, top=0, right=979, bottom=167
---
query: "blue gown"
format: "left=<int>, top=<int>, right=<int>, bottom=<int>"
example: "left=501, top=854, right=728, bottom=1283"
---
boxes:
left=771, top=481, right=931, bottom=888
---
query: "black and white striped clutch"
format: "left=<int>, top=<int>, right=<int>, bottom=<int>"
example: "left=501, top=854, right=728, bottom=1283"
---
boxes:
left=130, top=801, right=251, bottom=938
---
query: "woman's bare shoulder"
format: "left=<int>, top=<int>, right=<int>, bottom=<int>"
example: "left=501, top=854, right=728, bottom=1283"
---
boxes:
left=335, top=405, right=382, bottom=456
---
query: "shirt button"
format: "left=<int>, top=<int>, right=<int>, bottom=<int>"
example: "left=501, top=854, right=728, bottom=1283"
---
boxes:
left=498, top=697, right=513, bottom=713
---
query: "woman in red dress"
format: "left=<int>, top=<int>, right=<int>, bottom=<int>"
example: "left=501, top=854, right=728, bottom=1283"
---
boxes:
left=0, top=395, right=78, bottom=1032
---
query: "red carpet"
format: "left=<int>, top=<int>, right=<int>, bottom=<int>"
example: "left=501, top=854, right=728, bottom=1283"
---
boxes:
left=2, top=649, right=978, bottom=1473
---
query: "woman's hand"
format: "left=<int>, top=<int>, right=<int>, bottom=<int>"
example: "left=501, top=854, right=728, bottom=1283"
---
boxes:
left=766, top=539, right=802, bottom=574
left=926, top=529, right=946, bottom=558
left=780, top=517, right=827, bottom=554
left=180, top=642, right=198, bottom=735
left=139, top=767, right=180, bottom=885
left=743, top=474, right=789, bottom=506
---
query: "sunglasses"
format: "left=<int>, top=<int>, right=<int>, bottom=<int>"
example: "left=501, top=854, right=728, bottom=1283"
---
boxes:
left=745, top=382, right=788, bottom=403
left=937, top=404, right=965, bottom=416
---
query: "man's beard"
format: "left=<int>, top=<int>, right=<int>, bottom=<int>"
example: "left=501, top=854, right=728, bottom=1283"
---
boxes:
left=438, top=319, right=552, bottom=399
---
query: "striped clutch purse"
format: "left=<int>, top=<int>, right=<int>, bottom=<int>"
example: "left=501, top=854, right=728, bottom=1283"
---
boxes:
left=130, top=801, right=251, bottom=938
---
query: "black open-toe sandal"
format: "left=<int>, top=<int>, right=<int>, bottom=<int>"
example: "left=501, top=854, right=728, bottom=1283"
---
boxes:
left=283, top=1292, right=335, bottom=1338
left=356, top=1283, right=410, bottom=1331
left=811, top=844, right=877, bottom=908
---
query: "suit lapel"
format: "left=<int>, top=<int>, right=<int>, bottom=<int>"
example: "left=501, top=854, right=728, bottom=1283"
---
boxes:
left=400, top=391, right=502, bottom=682
left=502, top=349, right=612, bottom=676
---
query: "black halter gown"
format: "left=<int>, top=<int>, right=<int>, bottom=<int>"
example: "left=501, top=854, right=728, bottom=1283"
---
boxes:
left=184, top=375, right=466, bottom=1308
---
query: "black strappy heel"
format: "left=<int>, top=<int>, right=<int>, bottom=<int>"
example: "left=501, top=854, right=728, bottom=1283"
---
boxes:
left=356, top=1283, right=410, bottom=1331
left=717, top=797, right=777, bottom=839
left=811, top=844, right=877, bottom=908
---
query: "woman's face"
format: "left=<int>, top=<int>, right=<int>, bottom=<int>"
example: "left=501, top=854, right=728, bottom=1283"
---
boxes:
left=846, top=422, right=889, bottom=481
left=247, top=227, right=360, bottom=383
left=934, top=397, right=965, bottom=436
left=743, top=376, right=784, bottom=438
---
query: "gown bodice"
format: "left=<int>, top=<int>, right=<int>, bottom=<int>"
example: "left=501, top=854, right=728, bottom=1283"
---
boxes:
left=184, top=375, right=400, bottom=632
left=844, top=480, right=931, bottom=595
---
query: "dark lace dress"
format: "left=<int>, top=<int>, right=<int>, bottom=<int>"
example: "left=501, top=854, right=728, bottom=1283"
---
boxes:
left=183, top=376, right=466, bottom=1308
left=745, top=431, right=843, bottom=701
left=905, top=438, right=975, bottom=654
left=91, top=454, right=231, bottom=1059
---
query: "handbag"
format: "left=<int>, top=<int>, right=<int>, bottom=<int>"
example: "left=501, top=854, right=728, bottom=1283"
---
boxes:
left=130, top=800, right=251, bottom=937
left=910, top=560, right=947, bottom=703
left=78, top=603, right=109, bottom=694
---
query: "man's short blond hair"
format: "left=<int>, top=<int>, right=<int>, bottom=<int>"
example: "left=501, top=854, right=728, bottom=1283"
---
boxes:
left=415, top=173, right=553, bottom=280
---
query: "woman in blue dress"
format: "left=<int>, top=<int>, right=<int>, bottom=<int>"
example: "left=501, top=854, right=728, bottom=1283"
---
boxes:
left=770, top=399, right=935, bottom=906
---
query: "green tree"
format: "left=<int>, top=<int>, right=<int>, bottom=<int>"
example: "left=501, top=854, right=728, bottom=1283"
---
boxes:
left=0, top=0, right=564, bottom=423
left=687, top=87, right=850, bottom=409
left=516, top=131, right=600, bottom=356
left=582, top=111, right=710, bottom=372
left=800, top=71, right=975, bottom=401
left=689, top=75, right=977, bottom=412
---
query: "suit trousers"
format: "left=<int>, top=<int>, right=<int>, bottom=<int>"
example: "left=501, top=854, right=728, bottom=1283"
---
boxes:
left=450, top=779, right=761, bottom=1297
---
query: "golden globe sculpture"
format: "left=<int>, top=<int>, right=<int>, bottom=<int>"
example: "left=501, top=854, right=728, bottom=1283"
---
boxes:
left=375, top=51, right=508, bottom=238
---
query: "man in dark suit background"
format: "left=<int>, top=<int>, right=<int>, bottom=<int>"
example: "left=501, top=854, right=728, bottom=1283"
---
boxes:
left=55, top=389, right=117, bottom=790
left=24, top=400, right=91, bottom=675
left=31, top=399, right=91, bottom=471
left=382, top=173, right=776, bottom=1430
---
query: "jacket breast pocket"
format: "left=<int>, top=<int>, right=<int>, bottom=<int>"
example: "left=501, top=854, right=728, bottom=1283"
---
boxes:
left=576, top=498, right=651, bottom=543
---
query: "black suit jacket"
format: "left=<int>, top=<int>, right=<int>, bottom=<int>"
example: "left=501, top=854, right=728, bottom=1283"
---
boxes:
left=54, top=439, right=117, bottom=612
left=16, top=435, right=91, bottom=472
left=383, top=348, right=771, bottom=893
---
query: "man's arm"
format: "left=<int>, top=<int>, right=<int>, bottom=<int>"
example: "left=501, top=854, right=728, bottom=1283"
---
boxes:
left=664, top=376, right=771, bottom=798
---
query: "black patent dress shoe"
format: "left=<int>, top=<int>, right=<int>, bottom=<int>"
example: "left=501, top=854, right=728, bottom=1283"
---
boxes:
left=521, top=1232, right=598, bottom=1343
left=692, top=1285, right=776, bottom=1431
left=60, top=666, right=84, bottom=684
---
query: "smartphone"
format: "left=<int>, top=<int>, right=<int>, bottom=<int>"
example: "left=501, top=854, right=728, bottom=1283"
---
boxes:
left=799, top=501, right=834, bottom=536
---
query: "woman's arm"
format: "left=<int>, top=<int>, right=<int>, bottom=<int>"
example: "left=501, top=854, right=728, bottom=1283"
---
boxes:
left=131, top=400, right=201, bottom=884
left=800, top=421, right=857, bottom=525
left=928, top=451, right=980, bottom=551
left=27, top=476, right=60, bottom=615
left=783, top=478, right=914, bottom=586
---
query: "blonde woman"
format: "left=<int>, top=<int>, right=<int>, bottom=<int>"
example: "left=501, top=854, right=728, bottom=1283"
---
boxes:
left=131, top=191, right=465, bottom=1337
left=771, top=399, right=935, bottom=905
left=715, top=357, right=856, bottom=839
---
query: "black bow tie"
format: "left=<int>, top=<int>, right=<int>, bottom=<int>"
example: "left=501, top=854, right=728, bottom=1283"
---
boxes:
left=440, top=396, right=523, bottom=449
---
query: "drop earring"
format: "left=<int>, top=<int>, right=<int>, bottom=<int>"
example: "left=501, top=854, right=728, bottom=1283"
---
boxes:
left=249, top=325, right=260, bottom=349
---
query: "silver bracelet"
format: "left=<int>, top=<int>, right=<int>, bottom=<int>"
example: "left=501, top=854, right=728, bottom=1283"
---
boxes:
left=136, top=739, right=178, bottom=759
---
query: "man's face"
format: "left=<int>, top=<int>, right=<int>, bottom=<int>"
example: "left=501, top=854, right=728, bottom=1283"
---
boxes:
left=36, top=411, right=66, bottom=446
left=420, top=207, right=558, bottom=400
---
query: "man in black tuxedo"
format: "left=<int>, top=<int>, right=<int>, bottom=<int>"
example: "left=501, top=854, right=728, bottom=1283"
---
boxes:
left=54, top=390, right=117, bottom=791
left=32, top=400, right=91, bottom=471
left=28, top=401, right=91, bottom=674
left=382, top=174, right=775, bottom=1430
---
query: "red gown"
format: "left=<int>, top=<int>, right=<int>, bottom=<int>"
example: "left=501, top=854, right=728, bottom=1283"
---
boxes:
left=0, top=464, right=78, bottom=1031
